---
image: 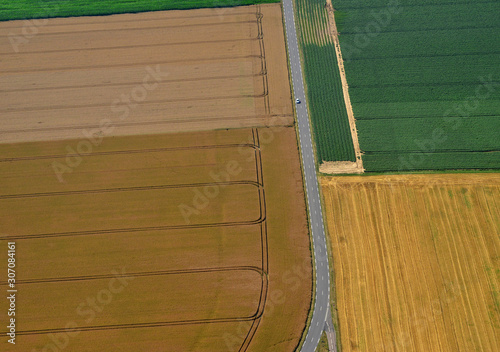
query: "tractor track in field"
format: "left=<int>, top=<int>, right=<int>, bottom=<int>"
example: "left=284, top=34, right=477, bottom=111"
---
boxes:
left=0, top=114, right=293, bottom=137
left=238, top=126, right=269, bottom=351
left=0, top=127, right=270, bottom=351
left=2, top=38, right=261, bottom=55
left=324, top=0, right=363, bottom=173
left=0, top=94, right=267, bottom=113
left=0, top=1, right=308, bottom=351
left=0, top=12, right=258, bottom=29
left=2, top=73, right=266, bottom=92
left=0, top=55, right=264, bottom=74
left=0, top=180, right=262, bottom=200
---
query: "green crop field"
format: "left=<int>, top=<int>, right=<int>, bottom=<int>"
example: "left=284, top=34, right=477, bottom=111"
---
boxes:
left=295, top=0, right=356, bottom=163
left=0, top=0, right=279, bottom=21
left=333, top=0, right=500, bottom=172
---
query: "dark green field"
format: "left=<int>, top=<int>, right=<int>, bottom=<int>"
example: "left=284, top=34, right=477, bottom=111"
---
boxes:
left=295, top=0, right=356, bottom=164
left=333, top=0, right=500, bottom=171
left=0, top=0, right=279, bottom=21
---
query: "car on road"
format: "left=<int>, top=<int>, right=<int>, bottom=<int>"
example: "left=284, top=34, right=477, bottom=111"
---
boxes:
left=295, top=98, right=301, bottom=104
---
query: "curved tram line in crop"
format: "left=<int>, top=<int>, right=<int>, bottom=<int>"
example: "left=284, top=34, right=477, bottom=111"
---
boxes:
left=0, top=128, right=269, bottom=351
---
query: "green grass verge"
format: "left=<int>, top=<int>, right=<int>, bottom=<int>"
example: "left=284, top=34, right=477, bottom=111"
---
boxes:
left=0, top=0, right=279, bottom=21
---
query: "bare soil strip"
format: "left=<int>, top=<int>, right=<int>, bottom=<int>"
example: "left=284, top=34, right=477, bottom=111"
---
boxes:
left=0, top=4, right=309, bottom=351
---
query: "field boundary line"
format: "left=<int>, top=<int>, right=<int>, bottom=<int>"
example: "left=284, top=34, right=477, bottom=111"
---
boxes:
left=0, top=266, right=265, bottom=285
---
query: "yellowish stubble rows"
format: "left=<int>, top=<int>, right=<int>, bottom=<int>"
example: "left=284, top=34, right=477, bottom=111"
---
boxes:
left=322, top=174, right=500, bottom=352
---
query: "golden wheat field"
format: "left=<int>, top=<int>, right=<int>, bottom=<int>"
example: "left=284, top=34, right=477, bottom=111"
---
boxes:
left=322, top=174, right=500, bottom=352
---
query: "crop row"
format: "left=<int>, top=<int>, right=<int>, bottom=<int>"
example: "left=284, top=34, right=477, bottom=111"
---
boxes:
left=357, top=116, right=500, bottom=152
left=343, top=54, right=500, bottom=86
left=0, top=0, right=280, bottom=21
left=335, top=2, right=499, bottom=34
left=349, top=83, right=500, bottom=104
left=295, top=0, right=355, bottom=163
left=352, top=100, right=500, bottom=120
left=333, top=0, right=500, bottom=171
left=339, top=27, right=499, bottom=61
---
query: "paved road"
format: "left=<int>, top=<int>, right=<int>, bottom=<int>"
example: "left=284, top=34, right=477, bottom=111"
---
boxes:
left=281, top=1, right=336, bottom=351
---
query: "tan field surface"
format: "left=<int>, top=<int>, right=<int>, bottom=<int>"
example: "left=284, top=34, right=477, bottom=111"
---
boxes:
left=322, top=174, right=500, bottom=352
left=0, top=126, right=311, bottom=351
left=0, top=4, right=293, bottom=144
left=0, top=3, right=312, bottom=351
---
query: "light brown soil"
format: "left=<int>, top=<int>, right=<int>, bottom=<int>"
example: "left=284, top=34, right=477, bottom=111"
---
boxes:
left=0, top=126, right=311, bottom=351
left=0, top=4, right=293, bottom=144
left=324, top=0, right=364, bottom=173
left=0, top=4, right=311, bottom=351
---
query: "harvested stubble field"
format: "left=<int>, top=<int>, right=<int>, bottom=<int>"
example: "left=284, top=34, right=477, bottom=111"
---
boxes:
left=0, top=4, right=312, bottom=351
left=322, top=174, right=500, bottom=352
left=294, top=0, right=356, bottom=165
left=0, top=4, right=293, bottom=143
left=0, top=126, right=311, bottom=351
